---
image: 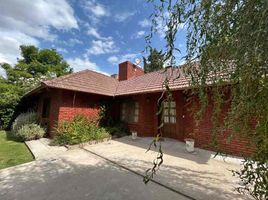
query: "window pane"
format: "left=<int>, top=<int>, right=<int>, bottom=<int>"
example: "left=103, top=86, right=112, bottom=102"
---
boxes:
left=164, top=116, right=169, bottom=123
left=170, top=109, right=176, bottom=116
left=162, top=101, right=176, bottom=124
left=170, top=101, right=176, bottom=108
left=170, top=117, right=176, bottom=123
left=121, top=101, right=139, bottom=123
left=163, top=102, right=169, bottom=108
left=164, top=108, right=169, bottom=115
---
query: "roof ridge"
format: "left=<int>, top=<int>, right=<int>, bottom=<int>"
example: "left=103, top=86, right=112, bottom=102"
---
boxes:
left=43, top=69, right=90, bottom=85
left=117, top=68, right=168, bottom=83
left=85, top=69, right=119, bottom=82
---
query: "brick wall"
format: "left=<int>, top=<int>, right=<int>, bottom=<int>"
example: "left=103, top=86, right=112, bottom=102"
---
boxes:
left=58, top=90, right=101, bottom=123
left=182, top=91, right=254, bottom=156
left=124, top=91, right=254, bottom=156
left=118, top=61, right=144, bottom=81
left=37, top=89, right=112, bottom=137
left=36, top=87, right=254, bottom=156
left=118, top=94, right=158, bottom=137
left=125, top=92, right=186, bottom=140
left=37, top=88, right=61, bottom=137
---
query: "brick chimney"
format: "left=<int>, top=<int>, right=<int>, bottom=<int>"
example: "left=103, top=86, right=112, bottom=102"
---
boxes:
left=118, top=61, right=144, bottom=81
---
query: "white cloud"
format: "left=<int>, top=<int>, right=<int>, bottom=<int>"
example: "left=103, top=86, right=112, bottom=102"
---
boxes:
left=0, top=0, right=78, bottom=64
left=57, top=47, right=68, bottom=53
left=138, top=19, right=151, bottom=28
left=82, top=0, right=109, bottom=25
left=87, top=27, right=107, bottom=40
left=67, top=57, right=109, bottom=75
left=87, top=37, right=119, bottom=55
left=68, top=38, right=83, bottom=45
left=155, top=13, right=185, bottom=38
left=132, top=30, right=146, bottom=39
left=57, top=38, right=83, bottom=47
left=0, top=31, right=39, bottom=64
left=138, top=17, right=167, bottom=38
left=114, top=12, right=135, bottom=22
left=139, top=12, right=184, bottom=39
left=0, top=0, right=78, bottom=39
left=67, top=57, right=97, bottom=72
left=107, top=56, right=119, bottom=64
left=107, top=53, right=140, bottom=65
left=83, top=0, right=109, bottom=17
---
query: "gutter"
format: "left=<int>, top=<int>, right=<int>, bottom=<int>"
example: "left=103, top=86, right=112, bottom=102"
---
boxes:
left=23, top=82, right=47, bottom=97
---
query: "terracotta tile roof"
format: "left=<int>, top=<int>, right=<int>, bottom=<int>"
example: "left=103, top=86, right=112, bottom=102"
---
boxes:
left=115, top=67, right=190, bottom=95
left=42, top=70, right=119, bottom=96
left=38, top=65, right=193, bottom=96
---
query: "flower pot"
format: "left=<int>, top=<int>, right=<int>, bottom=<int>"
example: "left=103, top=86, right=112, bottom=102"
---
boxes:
left=185, top=138, right=195, bottom=153
left=131, top=131, right=137, bottom=140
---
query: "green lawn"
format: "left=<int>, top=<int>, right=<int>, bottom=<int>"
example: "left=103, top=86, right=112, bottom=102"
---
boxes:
left=0, top=131, right=33, bottom=169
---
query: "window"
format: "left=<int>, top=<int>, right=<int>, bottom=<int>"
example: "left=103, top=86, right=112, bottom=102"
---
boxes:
left=42, top=97, right=51, bottom=118
left=163, top=101, right=176, bottom=124
left=121, top=101, right=139, bottom=123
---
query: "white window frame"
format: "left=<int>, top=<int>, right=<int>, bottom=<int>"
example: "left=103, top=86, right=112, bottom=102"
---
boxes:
left=163, top=101, right=176, bottom=124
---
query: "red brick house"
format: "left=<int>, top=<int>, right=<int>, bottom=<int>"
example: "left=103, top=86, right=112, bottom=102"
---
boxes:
left=26, top=61, right=253, bottom=156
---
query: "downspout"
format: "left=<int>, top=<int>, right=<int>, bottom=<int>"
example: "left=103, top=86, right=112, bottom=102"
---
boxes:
left=72, top=91, right=76, bottom=107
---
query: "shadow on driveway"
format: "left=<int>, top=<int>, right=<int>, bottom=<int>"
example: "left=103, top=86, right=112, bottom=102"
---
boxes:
left=82, top=137, right=251, bottom=200
left=0, top=149, right=187, bottom=200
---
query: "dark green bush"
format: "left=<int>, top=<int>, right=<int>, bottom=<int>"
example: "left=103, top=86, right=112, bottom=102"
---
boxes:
left=104, top=122, right=129, bottom=138
left=52, top=115, right=110, bottom=145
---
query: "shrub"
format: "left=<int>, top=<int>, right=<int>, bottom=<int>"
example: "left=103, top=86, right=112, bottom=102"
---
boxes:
left=16, top=123, right=45, bottom=141
left=52, top=115, right=111, bottom=145
left=12, top=111, right=38, bottom=133
left=105, top=122, right=129, bottom=138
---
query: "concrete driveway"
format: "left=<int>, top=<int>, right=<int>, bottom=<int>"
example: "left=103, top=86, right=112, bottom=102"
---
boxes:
left=0, top=137, right=251, bottom=200
left=0, top=148, right=187, bottom=200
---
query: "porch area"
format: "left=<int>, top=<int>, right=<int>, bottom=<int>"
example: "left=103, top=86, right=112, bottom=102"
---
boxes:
left=82, top=136, right=251, bottom=200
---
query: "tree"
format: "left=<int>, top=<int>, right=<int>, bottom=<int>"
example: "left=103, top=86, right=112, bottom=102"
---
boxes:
left=143, top=48, right=164, bottom=73
left=0, top=45, right=72, bottom=129
left=145, top=1, right=268, bottom=199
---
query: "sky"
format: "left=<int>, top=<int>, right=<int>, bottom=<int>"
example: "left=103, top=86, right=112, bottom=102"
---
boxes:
left=0, top=0, right=187, bottom=76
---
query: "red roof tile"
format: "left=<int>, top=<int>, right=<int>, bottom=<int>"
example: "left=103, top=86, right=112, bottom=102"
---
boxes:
left=115, top=67, right=190, bottom=95
left=43, top=70, right=119, bottom=96
left=38, top=65, right=193, bottom=96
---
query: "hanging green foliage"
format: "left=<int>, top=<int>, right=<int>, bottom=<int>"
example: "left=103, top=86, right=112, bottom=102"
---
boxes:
left=145, top=0, right=268, bottom=199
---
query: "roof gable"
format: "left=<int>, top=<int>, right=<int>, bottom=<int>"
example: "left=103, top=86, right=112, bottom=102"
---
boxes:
left=43, top=70, right=119, bottom=96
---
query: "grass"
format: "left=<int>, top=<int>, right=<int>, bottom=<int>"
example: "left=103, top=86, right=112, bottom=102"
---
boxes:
left=0, top=131, right=33, bottom=170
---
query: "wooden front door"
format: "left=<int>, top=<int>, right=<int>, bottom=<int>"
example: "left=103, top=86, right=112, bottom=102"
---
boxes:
left=162, top=101, right=177, bottom=139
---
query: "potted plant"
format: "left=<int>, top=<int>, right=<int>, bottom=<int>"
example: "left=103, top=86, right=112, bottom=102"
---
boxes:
left=131, top=131, right=137, bottom=140
left=185, top=132, right=195, bottom=153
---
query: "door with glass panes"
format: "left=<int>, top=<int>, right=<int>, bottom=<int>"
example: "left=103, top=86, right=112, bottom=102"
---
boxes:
left=162, top=101, right=177, bottom=139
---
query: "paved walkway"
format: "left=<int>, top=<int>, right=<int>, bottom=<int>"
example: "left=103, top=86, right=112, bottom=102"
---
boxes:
left=1, top=137, right=252, bottom=200
left=25, top=138, right=67, bottom=160
left=1, top=139, right=187, bottom=200
left=82, top=136, right=251, bottom=200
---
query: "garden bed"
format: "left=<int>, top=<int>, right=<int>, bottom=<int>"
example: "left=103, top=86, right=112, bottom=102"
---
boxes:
left=65, top=136, right=112, bottom=150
